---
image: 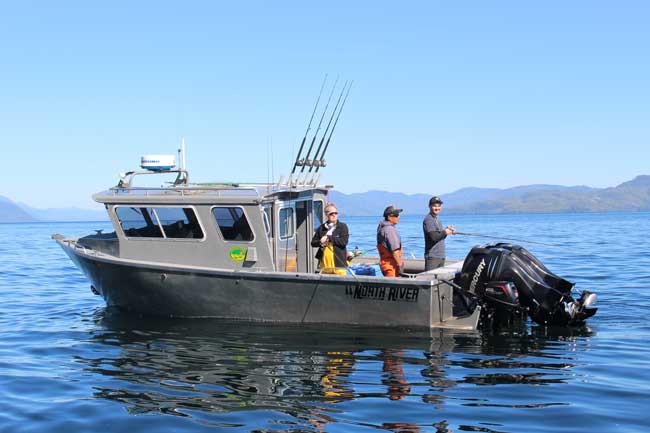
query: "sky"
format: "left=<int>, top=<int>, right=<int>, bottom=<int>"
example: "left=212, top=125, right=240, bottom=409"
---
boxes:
left=2, top=1, right=649, bottom=209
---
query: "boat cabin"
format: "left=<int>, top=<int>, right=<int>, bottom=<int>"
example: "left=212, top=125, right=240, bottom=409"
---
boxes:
left=55, top=154, right=485, bottom=330
left=86, top=167, right=333, bottom=274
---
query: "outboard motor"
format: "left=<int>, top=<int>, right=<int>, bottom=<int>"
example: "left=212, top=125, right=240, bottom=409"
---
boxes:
left=454, top=243, right=598, bottom=327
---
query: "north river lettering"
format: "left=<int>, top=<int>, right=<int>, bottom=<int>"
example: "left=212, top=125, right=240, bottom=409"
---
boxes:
left=345, top=284, right=419, bottom=302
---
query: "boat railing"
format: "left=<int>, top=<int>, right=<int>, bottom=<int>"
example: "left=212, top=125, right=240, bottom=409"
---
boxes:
left=106, top=186, right=263, bottom=198
left=104, top=182, right=324, bottom=199
left=104, top=167, right=327, bottom=199
left=117, top=168, right=191, bottom=188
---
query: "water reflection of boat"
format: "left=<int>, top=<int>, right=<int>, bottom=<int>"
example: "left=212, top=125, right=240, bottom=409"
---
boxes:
left=87, top=313, right=464, bottom=392
left=77, top=312, right=595, bottom=430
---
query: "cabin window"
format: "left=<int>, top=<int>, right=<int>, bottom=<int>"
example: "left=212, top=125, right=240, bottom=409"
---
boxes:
left=115, top=206, right=204, bottom=240
left=212, top=207, right=254, bottom=241
left=313, top=200, right=324, bottom=230
left=152, top=207, right=204, bottom=239
left=279, top=207, right=294, bottom=239
left=115, top=207, right=164, bottom=238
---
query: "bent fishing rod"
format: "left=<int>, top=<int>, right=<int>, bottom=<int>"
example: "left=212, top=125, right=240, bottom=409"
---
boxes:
left=291, top=75, right=328, bottom=175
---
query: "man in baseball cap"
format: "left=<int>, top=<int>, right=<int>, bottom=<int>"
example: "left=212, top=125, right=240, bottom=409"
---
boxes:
left=383, top=205, right=403, bottom=218
left=423, top=196, right=455, bottom=271
left=377, top=205, right=404, bottom=276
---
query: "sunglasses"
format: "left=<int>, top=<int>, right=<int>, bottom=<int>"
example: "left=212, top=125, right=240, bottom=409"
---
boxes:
left=327, top=212, right=338, bottom=216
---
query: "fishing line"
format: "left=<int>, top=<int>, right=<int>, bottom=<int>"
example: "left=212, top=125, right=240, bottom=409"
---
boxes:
left=453, top=232, right=561, bottom=247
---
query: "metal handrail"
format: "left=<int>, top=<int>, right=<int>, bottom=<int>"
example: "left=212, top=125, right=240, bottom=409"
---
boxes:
left=105, top=183, right=326, bottom=198
left=106, top=185, right=263, bottom=198
left=118, top=168, right=190, bottom=188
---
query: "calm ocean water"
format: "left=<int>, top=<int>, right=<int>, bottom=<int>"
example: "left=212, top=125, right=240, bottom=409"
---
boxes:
left=1, top=212, right=649, bottom=432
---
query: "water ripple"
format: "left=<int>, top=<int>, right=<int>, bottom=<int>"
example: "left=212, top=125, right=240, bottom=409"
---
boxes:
left=2, top=217, right=650, bottom=432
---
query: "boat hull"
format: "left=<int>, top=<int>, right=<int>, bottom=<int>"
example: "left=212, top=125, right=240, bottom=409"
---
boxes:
left=58, top=239, right=479, bottom=330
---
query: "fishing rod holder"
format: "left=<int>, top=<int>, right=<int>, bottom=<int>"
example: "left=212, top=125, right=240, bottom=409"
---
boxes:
left=281, top=172, right=323, bottom=189
left=295, top=159, right=326, bottom=169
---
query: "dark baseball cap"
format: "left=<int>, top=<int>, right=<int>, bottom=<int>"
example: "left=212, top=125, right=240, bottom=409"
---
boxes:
left=383, top=205, right=403, bottom=218
left=429, top=196, right=444, bottom=206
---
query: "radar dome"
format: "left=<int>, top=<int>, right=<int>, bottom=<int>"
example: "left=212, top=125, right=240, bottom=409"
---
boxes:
left=140, top=155, right=176, bottom=171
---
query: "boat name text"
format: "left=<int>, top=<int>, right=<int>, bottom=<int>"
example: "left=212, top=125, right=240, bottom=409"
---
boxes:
left=345, top=284, right=419, bottom=302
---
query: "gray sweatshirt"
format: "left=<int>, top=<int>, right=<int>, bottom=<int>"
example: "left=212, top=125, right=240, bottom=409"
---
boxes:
left=423, top=212, right=446, bottom=258
left=377, top=220, right=401, bottom=252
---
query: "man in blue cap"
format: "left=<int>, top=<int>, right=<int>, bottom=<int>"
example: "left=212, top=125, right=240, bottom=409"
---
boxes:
left=423, top=196, right=455, bottom=271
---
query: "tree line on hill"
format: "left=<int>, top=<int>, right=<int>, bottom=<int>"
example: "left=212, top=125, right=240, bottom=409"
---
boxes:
left=328, top=175, right=650, bottom=216
left=2, top=175, right=649, bottom=222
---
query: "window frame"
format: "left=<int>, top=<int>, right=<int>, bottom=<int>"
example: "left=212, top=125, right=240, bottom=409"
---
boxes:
left=210, top=205, right=256, bottom=243
left=114, top=205, right=206, bottom=241
left=278, top=206, right=295, bottom=240
left=114, top=206, right=164, bottom=239
left=150, top=206, right=206, bottom=240
left=262, top=205, right=272, bottom=238
left=312, top=199, right=325, bottom=231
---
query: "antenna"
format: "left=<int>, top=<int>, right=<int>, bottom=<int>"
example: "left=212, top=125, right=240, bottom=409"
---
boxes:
left=179, top=137, right=186, bottom=170
left=270, top=137, right=275, bottom=187
left=266, top=137, right=271, bottom=190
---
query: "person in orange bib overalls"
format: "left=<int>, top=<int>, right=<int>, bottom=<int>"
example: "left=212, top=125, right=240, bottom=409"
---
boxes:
left=376, top=205, right=403, bottom=277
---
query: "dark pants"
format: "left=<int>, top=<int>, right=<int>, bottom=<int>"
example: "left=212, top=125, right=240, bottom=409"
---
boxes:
left=425, top=257, right=445, bottom=271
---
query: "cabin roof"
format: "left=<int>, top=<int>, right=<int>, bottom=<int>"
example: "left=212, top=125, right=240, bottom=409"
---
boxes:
left=94, top=184, right=330, bottom=205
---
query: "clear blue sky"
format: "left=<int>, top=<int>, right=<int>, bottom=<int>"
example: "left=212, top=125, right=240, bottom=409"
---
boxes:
left=2, top=1, right=649, bottom=208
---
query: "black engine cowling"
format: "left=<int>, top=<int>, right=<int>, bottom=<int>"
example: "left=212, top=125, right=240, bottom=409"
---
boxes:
left=454, top=243, right=597, bottom=326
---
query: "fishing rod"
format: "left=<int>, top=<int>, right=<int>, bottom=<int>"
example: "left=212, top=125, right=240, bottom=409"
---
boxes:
left=454, top=231, right=560, bottom=247
left=286, top=77, right=332, bottom=268
left=291, top=75, right=328, bottom=175
left=300, top=76, right=339, bottom=174
left=313, top=80, right=353, bottom=174
left=308, top=81, right=349, bottom=174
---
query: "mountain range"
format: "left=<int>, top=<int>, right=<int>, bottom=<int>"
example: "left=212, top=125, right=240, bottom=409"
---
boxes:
left=0, top=196, right=108, bottom=223
left=2, top=175, right=649, bottom=222
left=328, top=175, right=650, bottom=216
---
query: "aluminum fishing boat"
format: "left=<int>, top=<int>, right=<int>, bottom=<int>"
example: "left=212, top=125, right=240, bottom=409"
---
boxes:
left=53, top=80, right=597, bottom=330
left=52, top=151, right=597, bottom=330
left=53, top=148, right=482, bottom=329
